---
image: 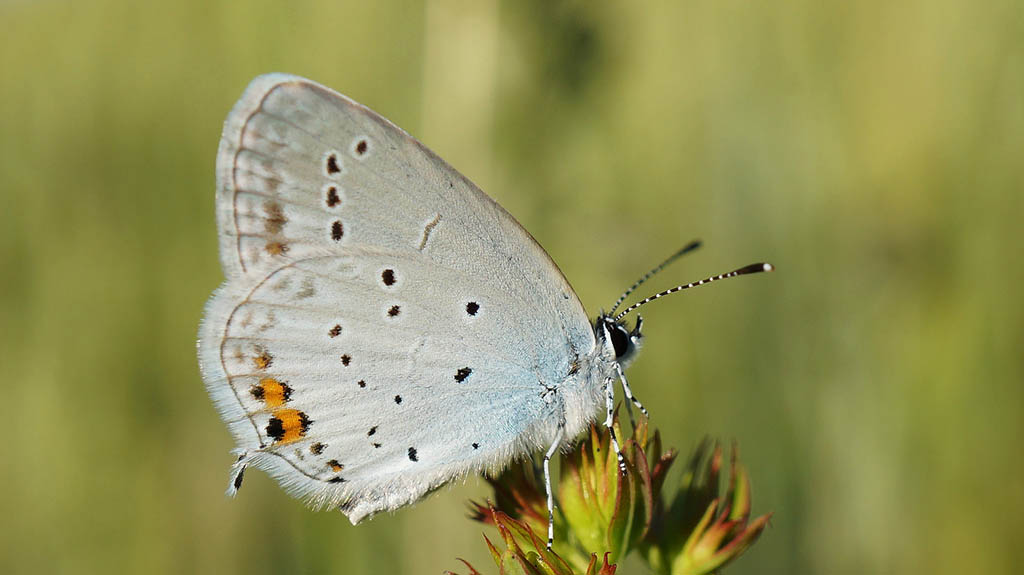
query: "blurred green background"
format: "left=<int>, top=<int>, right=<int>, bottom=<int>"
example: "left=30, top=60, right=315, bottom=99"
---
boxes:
left=2, top=0, right=1022, bottom=573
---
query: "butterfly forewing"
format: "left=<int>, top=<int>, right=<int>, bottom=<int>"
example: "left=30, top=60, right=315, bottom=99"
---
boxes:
left=199, top=74, right=597, bottom=521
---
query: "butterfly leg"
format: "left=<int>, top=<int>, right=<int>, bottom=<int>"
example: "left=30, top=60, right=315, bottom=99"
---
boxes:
left=543, top=424, right=565, bottom=550
left=615, top=362, right=649, bottom=422
left=603, top=377, right=628, bottom=475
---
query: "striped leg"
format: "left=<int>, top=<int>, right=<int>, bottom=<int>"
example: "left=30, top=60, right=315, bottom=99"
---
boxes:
left=615, top=363, right=648, bottom=419
left=603, top=377, right=628, bottom=474
left=543, top=425, right=565, bottom=549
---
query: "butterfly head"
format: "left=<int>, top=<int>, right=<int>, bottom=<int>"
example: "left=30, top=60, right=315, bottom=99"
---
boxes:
left=596, top=314, right=643, bottom=365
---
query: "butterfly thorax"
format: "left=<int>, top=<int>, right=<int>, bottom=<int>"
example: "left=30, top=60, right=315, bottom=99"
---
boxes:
left=557, top=314, right=643, bottom=440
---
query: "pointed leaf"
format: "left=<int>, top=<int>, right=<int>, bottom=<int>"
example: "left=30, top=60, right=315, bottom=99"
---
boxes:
left=598, top=552, right=617, bottom=575
left=701, top=513, right=773, bottom=573
left=726, top=464, right=751, bottom=523
left=445, top=557, right=483, bottom=575
left=484, top=534, right=502, bottom=565
left=679, top=498, right=718, bottom=560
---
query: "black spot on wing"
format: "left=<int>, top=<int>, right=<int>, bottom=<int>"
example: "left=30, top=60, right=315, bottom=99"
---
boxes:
left=326, top=154, right=341, bottom=174
left=266, top=417, right=285, bottom=441
left=326, top=186, right=341, bottom=207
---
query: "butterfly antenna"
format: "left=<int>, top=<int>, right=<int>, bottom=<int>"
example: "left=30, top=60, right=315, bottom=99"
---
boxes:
left=614, top=262, right=774, bottom=321
left=609, top=240, right=703, bottom=315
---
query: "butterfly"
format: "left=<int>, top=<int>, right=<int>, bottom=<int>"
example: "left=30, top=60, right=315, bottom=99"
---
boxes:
left=198, top=74, right=772, bottom=547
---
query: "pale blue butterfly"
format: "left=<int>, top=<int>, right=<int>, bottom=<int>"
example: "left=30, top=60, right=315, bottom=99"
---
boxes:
left=198, top=74, right=772, bottom=547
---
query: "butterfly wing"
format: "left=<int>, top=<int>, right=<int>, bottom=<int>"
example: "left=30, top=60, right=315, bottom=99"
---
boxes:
left=198, top=74, right=596, bottom=522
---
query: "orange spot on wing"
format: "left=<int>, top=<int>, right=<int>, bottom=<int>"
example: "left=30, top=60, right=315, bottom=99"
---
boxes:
left=253, top=350, right=273, bottom=370
left=272, top=409, right=310, bottom=444
left=257, top=378, right=290, bottom=408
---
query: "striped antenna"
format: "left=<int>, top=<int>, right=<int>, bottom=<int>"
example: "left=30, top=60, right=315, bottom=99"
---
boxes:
left=609, top=239, right=703, bottom=315
left=614, top=262, right=774, bottom=321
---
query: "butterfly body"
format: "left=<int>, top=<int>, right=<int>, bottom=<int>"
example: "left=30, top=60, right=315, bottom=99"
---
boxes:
left=199, top=74, right=633, bottom=523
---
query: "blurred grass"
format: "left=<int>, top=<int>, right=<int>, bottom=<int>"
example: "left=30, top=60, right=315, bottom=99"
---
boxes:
left=1, top=0, right=1022, bottom=573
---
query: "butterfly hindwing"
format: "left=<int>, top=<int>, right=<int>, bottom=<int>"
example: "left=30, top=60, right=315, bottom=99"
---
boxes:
left=199, top=75, right=597, bottom=521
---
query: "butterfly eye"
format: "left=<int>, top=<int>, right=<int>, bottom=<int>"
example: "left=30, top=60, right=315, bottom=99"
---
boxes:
left=606, top=321, right=631, bottom=358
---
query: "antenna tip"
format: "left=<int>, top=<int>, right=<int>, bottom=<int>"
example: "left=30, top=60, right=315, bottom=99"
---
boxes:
left=763, top=263, right=775, bottom=272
